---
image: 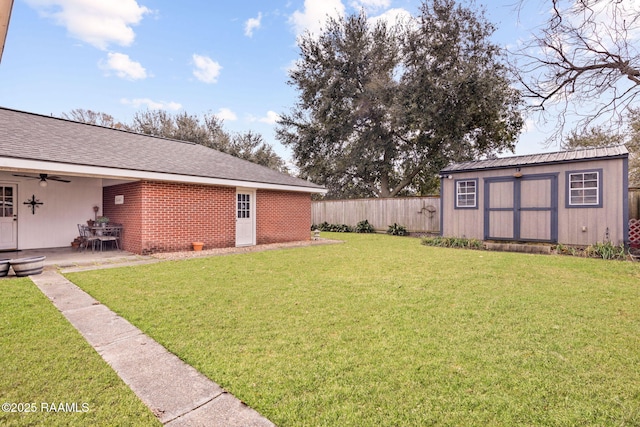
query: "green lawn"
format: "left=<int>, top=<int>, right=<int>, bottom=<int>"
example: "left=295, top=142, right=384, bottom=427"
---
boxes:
left=65, top=233, right=640, bottom=426
left=0, top=278, right=160, bottom=426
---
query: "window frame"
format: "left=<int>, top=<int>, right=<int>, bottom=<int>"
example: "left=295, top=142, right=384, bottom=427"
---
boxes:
left=237, top=193, right=251, bottom=219
left=454, top=178, right=479, bottom=209
left=565, top=169, right=603, bottom=208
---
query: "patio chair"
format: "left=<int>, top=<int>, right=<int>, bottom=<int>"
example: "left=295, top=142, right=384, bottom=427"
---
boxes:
left=97, top=225, right=120, bottom=251
left=78, top=224, right=99, bottom=252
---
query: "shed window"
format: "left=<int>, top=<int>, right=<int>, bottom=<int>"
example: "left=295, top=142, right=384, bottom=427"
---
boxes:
left=568, top=170, right=600, bottom=206
left=456, top=179, right=477, bottom=208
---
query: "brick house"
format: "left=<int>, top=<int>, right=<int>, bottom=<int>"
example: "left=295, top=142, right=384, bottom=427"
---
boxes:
left=0, top=107, right=326, bottom=254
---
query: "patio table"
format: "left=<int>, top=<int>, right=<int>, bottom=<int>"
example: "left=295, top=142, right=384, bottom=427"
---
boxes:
left=88, top=224, right=123, bottom=251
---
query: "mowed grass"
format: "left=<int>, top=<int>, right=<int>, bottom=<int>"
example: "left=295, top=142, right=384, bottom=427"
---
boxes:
left=66, top=233, right=640, bottom=426
left=0, top=278, right=160, bottom=426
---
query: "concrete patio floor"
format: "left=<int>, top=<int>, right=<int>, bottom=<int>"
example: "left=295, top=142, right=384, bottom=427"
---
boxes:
left=0, top=238, right=343, bottom=274
left=0, top=246, right=156, bottom=273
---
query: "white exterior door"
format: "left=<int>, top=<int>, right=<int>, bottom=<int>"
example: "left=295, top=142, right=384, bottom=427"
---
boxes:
left=236, top=189, right=256, bottom=247
left=0, top=184, right=17, bottom=250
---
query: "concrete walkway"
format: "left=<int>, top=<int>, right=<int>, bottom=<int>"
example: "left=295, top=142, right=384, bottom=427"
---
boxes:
left=30, top=269, right=275, bottom=427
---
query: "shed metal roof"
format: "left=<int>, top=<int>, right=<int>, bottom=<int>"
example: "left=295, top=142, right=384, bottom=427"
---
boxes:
left=441, top=145, right=629, bottom=174
left=0, top=107, right=324, bottom=191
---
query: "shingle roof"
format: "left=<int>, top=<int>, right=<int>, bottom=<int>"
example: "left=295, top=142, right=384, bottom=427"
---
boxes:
left=441, top=145, right=629, bottom=174
left=0, top=107, right=324, bottom=191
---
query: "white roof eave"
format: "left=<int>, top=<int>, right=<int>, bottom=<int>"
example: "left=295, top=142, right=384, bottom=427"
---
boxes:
left=0, top=157, right=328, bottom=194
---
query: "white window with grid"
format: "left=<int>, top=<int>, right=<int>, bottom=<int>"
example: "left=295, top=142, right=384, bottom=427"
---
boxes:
left=569, top=171, right=599, bottom=206
left=237, top=193, right=251, bottom=218
left=456, top=180, right=477, bottom=208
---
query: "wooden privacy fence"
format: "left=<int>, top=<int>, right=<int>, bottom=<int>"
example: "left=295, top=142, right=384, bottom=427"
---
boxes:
left=312, top=197, right=441, bottom=233
left=312, top=190, right=639, bottom=235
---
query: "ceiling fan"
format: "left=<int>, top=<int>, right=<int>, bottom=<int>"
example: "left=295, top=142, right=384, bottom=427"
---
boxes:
left=12, top=173, right=71, bottom=187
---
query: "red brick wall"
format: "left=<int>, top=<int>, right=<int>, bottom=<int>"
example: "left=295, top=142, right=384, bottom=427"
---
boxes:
left=104, top=182, right=312, bottom=254
left=104, top=181, right=235, bottom=254
left=103, top=182, right=143, bottom=254
left=256, top=190, right=312, bottom=244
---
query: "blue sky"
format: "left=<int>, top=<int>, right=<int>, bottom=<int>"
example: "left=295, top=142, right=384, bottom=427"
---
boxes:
left=0, top=0, right=553, bottom=162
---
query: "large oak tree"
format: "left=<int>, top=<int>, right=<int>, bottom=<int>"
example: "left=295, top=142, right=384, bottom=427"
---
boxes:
left=277, top=0, right=523, bottom=198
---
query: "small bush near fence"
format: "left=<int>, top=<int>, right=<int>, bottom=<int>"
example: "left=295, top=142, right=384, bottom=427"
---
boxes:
left=313, top=220, right=406, bottom=235
left=421, top=236, right=484, bottom=250
left=312, top=222, right=354, bottom=232
left=355, top=220, right=375, bottom=233
left=387, top=223, right=408, bottom=236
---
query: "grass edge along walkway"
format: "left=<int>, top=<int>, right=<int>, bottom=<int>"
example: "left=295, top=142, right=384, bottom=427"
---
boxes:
left=0, top=276, right=161, bottom=427
left=30, top=269, right=276, bottom=426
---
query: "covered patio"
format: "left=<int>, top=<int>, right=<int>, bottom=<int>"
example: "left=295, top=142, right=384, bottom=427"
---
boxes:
left=0, top=247, right=155, bottom=274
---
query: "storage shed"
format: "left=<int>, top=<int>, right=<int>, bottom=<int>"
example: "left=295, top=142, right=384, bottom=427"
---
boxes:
left=439, top=145, right=629, bottom=247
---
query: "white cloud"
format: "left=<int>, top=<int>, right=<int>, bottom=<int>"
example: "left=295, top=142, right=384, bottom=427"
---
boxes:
left=351, top=0, right=390, bottom=11
left=25, top=0, right=150, bottom=50
left=369, top=8, right=412, bottom=28
left=215, top=108, right=237, bottom=121
left=100, top=52, right=147, bottom=80
left=121, top=98, right=182, bottom=110
left=244, top=12, right=262, bottom=37
left=192, top=54, right=222, bottom=83
left=289, top=0, right=345, bottom=37
left=249, top=110, right=280, bottom=125
left=259, top=111, right=280, bottom=124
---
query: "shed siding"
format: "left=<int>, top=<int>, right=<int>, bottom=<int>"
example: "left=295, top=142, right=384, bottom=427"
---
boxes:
left=442, top=158, right=626, bottom=246
left=558, top=159, right=624, bottom=245
left=441, top=178, right=484, bottom=239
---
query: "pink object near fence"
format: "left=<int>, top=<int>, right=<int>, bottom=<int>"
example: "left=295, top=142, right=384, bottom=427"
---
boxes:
left=630, top=219, right=640, bottom=248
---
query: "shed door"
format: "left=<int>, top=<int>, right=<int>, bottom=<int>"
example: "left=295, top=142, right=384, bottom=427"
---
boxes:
left=485, top=174, right=557, bottom=242
left=485, top=180, right=515, bottom=239
left=236, top=189, right=256, bottom=247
